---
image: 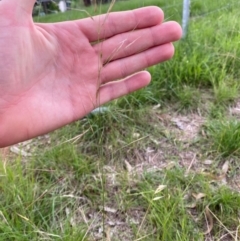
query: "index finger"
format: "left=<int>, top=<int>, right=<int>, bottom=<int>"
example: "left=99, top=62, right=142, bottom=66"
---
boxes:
left=77, top=6, right=164, bottom=42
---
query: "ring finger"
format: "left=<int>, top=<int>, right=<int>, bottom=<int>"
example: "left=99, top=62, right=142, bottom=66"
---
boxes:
left=100, top=42, right=174, bottom=84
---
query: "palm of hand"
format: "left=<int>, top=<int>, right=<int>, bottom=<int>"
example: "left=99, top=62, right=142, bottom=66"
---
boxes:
left=0, top=1, right=182, bottom=147
left=1, top=19, right=102, bottom=123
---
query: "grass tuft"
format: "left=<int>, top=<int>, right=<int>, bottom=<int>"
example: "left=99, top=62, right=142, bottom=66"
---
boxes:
left=205, top=119, right=240, bottom=157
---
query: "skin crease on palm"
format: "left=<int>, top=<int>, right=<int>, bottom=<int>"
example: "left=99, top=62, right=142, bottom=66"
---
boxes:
left=0, top=0, right=182, bottom=148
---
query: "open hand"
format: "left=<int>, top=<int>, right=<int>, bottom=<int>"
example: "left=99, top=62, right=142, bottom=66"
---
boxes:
left=0, top=0, right=182, bottom=147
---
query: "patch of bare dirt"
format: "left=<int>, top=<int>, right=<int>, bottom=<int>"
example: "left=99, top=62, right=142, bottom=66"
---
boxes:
left=0, top=134, right=51, bottom=162
left=65, top=204, right=145, bottom=241
left=229, top=100, right=240, bottom=118
left=227, top=98, right=240, bottom=149
left=0, top=147, right=9, bottom=160
left=170, top=113, right=205, bottom=142
left=124, top=111, right=206, bottom=174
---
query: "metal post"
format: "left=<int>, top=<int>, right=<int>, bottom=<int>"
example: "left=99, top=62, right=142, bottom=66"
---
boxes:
left=182, top=0, right=190, bottom=38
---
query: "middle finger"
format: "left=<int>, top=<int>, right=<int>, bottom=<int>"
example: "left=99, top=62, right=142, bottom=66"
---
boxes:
left=93, top=21, right=181, bottom=64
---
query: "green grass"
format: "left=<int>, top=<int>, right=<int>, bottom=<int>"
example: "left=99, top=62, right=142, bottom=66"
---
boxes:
left=205, top=119, right=240, bottom=157
left=1, top=0, right=240, bottom=240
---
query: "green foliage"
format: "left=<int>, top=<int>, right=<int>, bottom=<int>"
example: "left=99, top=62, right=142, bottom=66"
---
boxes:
left=136, top=168, right=240, bottom=240
left=212, top=79, right=239, bottom=104
left=205, top=119, right=240, bottom=157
